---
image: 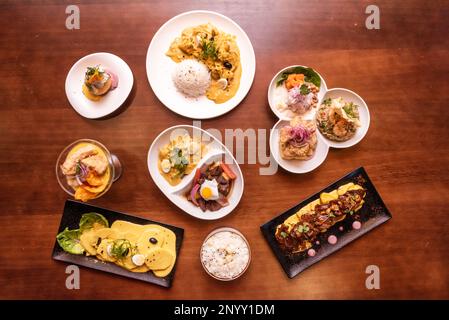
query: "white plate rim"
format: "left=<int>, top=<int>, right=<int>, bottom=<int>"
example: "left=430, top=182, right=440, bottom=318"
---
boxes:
left=145, top=10, right=256, bottom=119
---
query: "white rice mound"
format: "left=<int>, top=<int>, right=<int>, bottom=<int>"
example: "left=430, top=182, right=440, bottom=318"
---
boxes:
left=172, top=59, right=211, bottom=97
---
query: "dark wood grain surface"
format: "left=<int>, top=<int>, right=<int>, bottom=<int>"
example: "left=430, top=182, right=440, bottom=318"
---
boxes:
left=0, top=0, right=448, bottom=299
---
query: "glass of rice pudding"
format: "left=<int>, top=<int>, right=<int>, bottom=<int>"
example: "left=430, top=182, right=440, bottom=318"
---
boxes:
left=200, top=227, right=251, bottom=281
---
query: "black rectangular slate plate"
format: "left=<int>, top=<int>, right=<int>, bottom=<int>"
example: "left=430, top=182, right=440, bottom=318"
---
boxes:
left=52, top=200, right=184, bottom=288
left=260, top=167, right=392, bottom=279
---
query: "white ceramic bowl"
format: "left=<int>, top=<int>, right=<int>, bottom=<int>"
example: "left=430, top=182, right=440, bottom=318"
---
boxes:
left=316, top=88, right=370, bottom=148
left=65, top=52, right=133, bottom=119
left=270, top=119, right=329, bottom=174
left=200, top=227, right=251, bottom=281
left=268, top=65, right=327, bottom=121
left=146, top=10, right=256, bottom=119
left=147, top=125, right=244, bottom=220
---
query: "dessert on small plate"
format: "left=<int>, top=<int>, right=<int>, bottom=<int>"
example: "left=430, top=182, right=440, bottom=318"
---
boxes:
left=65, top=52, right=133, bottom=119
left=146, top=10, right=256, bottom=119
left=147, top=125, right=244, bottom=220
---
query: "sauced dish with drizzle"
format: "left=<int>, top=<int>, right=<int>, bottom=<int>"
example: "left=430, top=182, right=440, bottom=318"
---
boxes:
left=166, top=23, right=241, bottom=104
left=275, top=183, right=366, bottom=253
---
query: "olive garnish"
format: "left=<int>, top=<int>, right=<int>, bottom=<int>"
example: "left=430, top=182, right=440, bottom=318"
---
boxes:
left=96, top=237, right=102, bottom=246
left=150, top=237, right=158, bottom=244
left=224, top=61, right=232, bottom=69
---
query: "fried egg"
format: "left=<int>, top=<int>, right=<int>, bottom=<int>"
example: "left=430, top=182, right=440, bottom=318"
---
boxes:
left=200, top=179, right=219, bottom=201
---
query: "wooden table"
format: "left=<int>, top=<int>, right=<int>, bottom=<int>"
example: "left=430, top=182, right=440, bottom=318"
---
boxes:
left=1, top=0, right=448, bottom=300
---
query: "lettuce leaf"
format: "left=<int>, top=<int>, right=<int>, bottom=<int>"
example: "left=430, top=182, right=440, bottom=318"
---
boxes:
left=79, top=212, right=109, bottom=233
left=56, top=228, right=85, bottom=255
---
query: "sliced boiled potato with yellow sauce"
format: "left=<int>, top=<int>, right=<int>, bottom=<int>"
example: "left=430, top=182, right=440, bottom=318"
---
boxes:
left=80, top=228, right=119, bottom=256
left=116, top=255, right=138, bottom=271
left=145, top=248, right=174, bottom=271
left=76, top=220, right=178, bottom=277
left=96, top=239, right=116, bottom=263
left=131, top=265, right=151, bottom=273
left=136, top=229, right=165, bottom=256
left=111, top=220, right=144, bottom=234
left=153, top=265, right=174, bottom=278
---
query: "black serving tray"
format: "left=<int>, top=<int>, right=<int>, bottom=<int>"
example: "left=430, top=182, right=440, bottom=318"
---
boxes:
left=260, top=167, right=392, bottom=278
left=52, top=200, right=184, bottom=288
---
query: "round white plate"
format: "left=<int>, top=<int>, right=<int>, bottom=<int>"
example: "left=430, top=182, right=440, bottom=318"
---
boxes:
left=147, top=125, right=244, bottom=220
left=146, top=10, right=256, bottom=119
left=268, top=65, right=327, bottom=121
left=65, top=52, right=133, bottom=119
left=270, top=119, right=329, bottom=174
left=316, top=88, right=370, bottom=148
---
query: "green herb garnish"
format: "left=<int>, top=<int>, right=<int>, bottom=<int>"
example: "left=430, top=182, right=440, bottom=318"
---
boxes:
left=280, top=231, right=288, bottom=238
left=170, top=147, right=189, bottom=173
left=201, top=39, right=218, bottom=60
left=300, top=84, right=311, bottom=95
left=110, top=239, right=133, bottom=260
left=276, top=66, right=321, bottom=88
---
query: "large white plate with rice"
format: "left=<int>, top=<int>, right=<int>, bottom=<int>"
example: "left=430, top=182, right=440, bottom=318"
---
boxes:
left=146, top=10, right=256, bottom=119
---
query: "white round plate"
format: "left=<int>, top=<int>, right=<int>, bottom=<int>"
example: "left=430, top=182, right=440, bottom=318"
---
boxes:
left=146, top=10, right=256, bottom=119
left=65, top=52, right=133, bottom=119
left=270, top=119, right=329, bottom=174
left=147, top=125, right=244, bottom=220
left=268, top=65, right=327, bottom=121
left=316, top=88, right=370, bottom=148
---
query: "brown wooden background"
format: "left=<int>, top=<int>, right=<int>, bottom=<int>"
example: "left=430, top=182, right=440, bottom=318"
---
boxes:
left=0, top=0, right=448, bottom=299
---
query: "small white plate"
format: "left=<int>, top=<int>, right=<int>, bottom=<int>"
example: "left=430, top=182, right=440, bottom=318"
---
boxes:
left=146, top=10, right=256, bottom=119
left=316, top=88, right=370, bottom=148
left=65, top=52, right=133, bottom=119
left=147, top=125, right=244, bottom=220
left=268, top=65, right=327, bottom=121
left=270, top=119, right=329, bottom=174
